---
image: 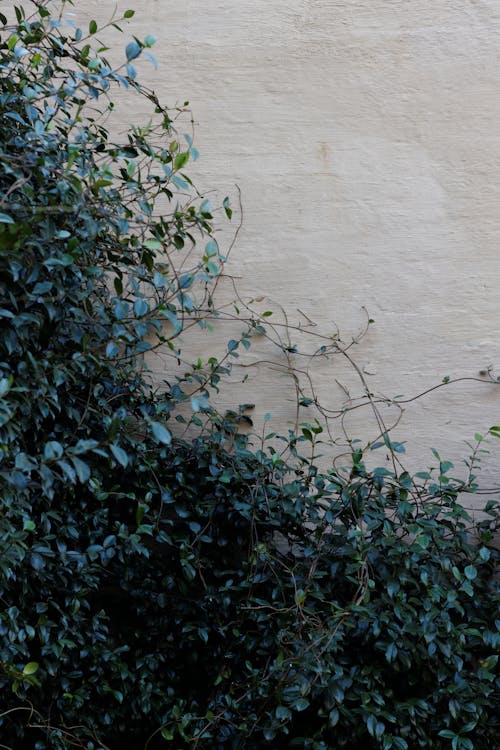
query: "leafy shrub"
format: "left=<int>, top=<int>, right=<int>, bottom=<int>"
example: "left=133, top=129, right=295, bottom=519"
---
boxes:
left=0, top=3, right=498, bottom=749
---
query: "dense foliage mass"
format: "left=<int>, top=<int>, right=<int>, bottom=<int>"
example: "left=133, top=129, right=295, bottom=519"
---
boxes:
left=0, top=3, right=498, bottom=749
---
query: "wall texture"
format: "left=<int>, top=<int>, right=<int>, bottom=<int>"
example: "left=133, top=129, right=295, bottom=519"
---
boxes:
left=80, top=1, right=500, bottom=492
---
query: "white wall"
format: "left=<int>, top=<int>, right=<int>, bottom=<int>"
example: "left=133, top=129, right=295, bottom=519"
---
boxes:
left=81, top=1, right=500, bottom=494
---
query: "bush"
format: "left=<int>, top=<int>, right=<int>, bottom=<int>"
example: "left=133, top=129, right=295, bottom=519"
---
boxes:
left=0, top=3, right=498, bottom=749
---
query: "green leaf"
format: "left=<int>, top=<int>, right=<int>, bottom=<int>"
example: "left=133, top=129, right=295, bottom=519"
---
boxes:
left=136, top=503, right=146, bottom=525
left=58, top=460, right=76, bottom=484
left=0, top=377, right=11, bottom=397
left=367, top=715, right=378, bottom=737
left=205, top=260, right=218, bottom=275
left=110, top=444, right=129, bottom=468
left=462, top=580, right=474, bottom=596
left=223, top=196, right=232, bottom=219
left=89, top=20, right=97, bottom=35
left=106, top=342, right=119, bottom=358
left=71, top=457, right=91, bottom=483
left=464, top=565, right=477, bottom=580
left=134, top=298, right=149, bottom=316
left=144, top=238, right=163, bottom=251
left=173, top=151, right=190, bottom=171
left=329, top=708, right=340, bottom=727
left=124, top=9, right=135, bottom=18
left=191, top=395, right=210, bottom=412
left=151, top=422, right=172, bottom=445
left=125, top=39, right=142, bottom=61
left=276, top=705, right=292, bottom=721
left=0, top=213, right=14, bottom=224
left=43, top=441, right=64, bottom=461
left=292, top=698, right=309, bottom=712
left=114, top=276, right=123, bottom=295
left=205, top=240, right=218, bottom=257
left=7, top=34, right=19, bottom=51
left=15, top=453, right=37, bottom=471
left=22, top=662, right=39, bottom=676
left=385, top=643, right=398, bottom=662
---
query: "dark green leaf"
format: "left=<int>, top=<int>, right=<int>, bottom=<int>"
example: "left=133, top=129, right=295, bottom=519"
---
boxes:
left=174, top=151, right=189, bottom=170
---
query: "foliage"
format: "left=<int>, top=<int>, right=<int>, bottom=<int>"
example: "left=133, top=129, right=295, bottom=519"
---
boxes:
left=0, top=2, right=498, bottom=749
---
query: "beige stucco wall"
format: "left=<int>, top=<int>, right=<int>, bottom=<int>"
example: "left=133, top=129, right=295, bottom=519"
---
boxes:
left=80, top=1, right=500, bottom=492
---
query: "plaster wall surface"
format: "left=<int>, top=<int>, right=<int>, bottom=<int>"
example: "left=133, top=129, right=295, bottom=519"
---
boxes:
left=61, top=2, right=500, bottom=495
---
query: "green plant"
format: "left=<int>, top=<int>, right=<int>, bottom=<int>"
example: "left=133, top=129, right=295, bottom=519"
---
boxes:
left=0, top=3, right=498, bottom=749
